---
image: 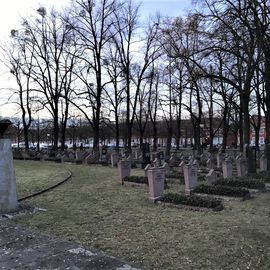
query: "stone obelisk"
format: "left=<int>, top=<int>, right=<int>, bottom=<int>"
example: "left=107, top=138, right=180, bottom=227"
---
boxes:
left=0, top=120, right=18, bottom=213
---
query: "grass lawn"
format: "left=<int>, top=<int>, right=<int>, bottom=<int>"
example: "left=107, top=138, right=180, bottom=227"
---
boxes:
left=15, top=160, right=71, bottom=199
left=13, top=160, right=270, bottom=270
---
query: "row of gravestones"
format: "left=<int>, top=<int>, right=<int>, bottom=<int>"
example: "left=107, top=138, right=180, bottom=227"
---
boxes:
left=117, top=158, right=219, bottom=201
left=117, top=150, right=270, bottom=203
left=14, top=144, right=269, bottom=178
left=118, top=159, right=167, bottom=202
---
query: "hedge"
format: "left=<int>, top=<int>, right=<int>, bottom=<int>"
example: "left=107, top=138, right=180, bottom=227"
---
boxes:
left=160, top=192, right=223, bottom=211
left=215, top=179, right=265, bottom=190
left=123, top=176, right=148, bottom=185
left=194, top=184, right=250, bottom=198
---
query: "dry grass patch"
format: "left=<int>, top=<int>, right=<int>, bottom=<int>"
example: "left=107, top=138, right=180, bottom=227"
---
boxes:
left=15, top=160, right=71, bottom=199
left=13, top=161, right=270, bottom=270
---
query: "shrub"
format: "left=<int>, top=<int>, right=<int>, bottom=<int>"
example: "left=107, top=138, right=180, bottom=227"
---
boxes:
left=215, top=179, right=265, bottom=190
left=123, top=176, right=148, bottom=185
left=160, top=192, right=223, bottom=211
left=194, top=184, right=250, bottom=198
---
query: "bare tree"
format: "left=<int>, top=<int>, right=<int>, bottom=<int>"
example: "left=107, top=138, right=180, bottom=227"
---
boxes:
left=111, top=0, right=140, bottom=151
left=1, top=35, right=35, bottom=150
left=66, top=0, right=119, bottom=152
left=14, top=7, right=78, bottom=150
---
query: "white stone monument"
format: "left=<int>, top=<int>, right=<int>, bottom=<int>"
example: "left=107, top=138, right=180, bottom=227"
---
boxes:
left=0, top=120, right=18, bottom=213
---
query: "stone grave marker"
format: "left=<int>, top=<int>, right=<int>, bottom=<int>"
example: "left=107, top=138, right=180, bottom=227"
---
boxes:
left=153, top=158, right=160, bottom=168
left=206, top=169, right=217, bottom=185
left=235, top=153, right=242, bottom=161
left=179, top=153, right=184, bottom=160
left=216, top=152, right=224, bottom=168
left=75, top=150, right=84, bottom=164
left=111, top=152, right=119, bottom=167
left=134, top=150, right=141, bottom=160
left=260, top=154, right=267, bottom=172
left=236, top=158, right=247, bottom=177
left=85, top=151, right=99, bottom=164
left=68, top=152, right=75, bottom=162
left=55, top=153, right=62, bottom=163
left=36, top=152, right=42, bottom=160
left=61, top=153, right=70, bottom=163
left=222, top=158, right=232, bottom=178
left=179, top=160, right=185, bottom=172
left=193, top=159, right=199, bottom=169
left=151, top=152, right=156, bottom=162
left=147, top=163, right=166, bottom=202
left=42, top=153, right=50, bottom=160
left=206, top=158, right=214, bottom=169
left=117, top=159, right=131, bottom=184
left=144, top=164, right=151, bottom=177
left=183, top=164, right=198, bottom=195
left=120, top=148, right=125, bottom=158
left=188, top=155, right=194, bottom=163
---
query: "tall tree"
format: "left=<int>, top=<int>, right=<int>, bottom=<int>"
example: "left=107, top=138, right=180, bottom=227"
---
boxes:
left=16, top=7, right=77, bottom=149
left=1, top=33, right=35, bottom=150
left=67, top=0, right=119, bottom=151
left=111, top=0, right=140, bottom=151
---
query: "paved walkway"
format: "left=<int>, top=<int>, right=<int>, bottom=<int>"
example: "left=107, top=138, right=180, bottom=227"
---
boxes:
left=0, top=220, right=142, bottom=270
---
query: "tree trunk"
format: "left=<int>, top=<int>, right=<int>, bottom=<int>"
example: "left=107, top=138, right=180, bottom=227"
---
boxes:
left=152, top=122, right=157, bottom=151
left=115, top=114, right=120, bottom=151
left=165, top=130, right=172, bottom=157
left=93, top=121, right=100, bottom=151
left=23, top=127, right=29, bottom=151
left=52, top=111, right=59, bottom=150
left=222, top=107, right=228, bottom=152
left=241, top=93, right=250, bottom=147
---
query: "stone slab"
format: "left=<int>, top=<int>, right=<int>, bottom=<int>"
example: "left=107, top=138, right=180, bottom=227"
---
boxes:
left=0, top=220, right=143, bottom=270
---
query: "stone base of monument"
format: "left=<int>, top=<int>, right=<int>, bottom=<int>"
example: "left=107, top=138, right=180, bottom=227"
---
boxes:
left=0, top=139, right=18, bottom=214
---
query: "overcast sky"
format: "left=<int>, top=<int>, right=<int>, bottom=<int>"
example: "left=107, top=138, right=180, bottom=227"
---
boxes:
left=0, top=0, right=193, bottom=118
left=0, top=0, right=193, bottom=39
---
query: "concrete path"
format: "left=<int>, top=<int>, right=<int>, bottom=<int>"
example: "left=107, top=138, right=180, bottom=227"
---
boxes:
left=0, top=220, right=142, bottom=270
